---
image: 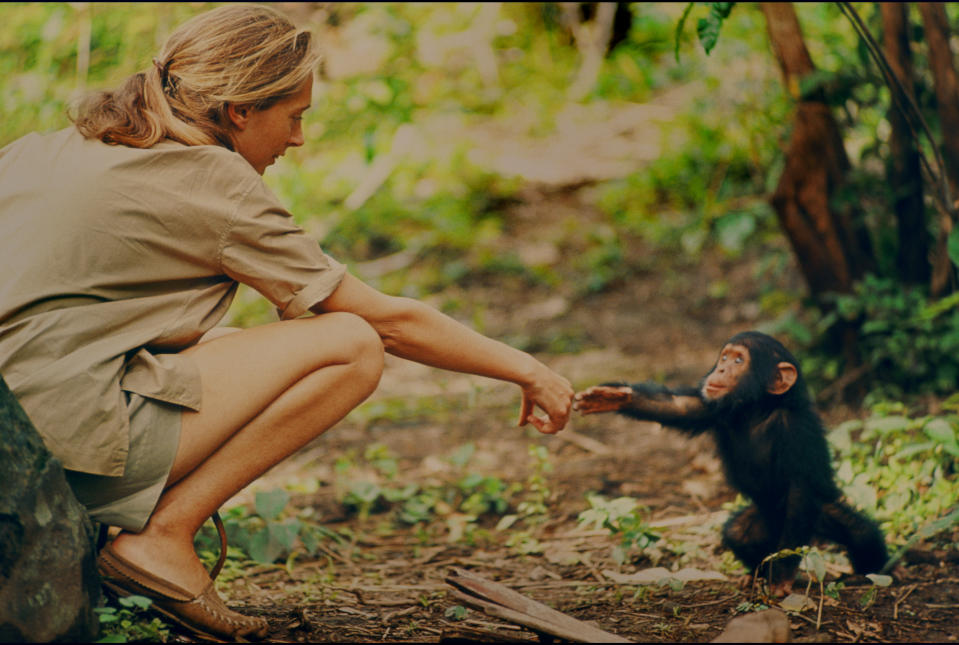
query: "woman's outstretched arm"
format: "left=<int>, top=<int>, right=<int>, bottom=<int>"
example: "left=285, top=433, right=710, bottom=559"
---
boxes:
left=314, top=273, right=573, bottom=434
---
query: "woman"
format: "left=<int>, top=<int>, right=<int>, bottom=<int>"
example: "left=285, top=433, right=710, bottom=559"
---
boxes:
left=0, top=5, right=573, bottom=640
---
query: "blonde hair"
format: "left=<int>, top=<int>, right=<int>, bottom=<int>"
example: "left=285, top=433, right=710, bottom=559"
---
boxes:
left=72, top=4, right=319, bottom=149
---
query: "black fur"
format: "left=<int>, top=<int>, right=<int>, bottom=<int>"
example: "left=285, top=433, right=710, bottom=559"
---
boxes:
left=602, top=331, right=887, bottom=584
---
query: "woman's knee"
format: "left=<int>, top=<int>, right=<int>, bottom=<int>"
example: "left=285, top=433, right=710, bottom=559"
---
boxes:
left=313, top=312, right=384, bottom=385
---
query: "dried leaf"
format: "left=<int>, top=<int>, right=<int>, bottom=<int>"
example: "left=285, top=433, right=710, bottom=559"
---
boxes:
left=779, top=593, right=816, bottom=613
left=542, top=541, right=582, bottom=566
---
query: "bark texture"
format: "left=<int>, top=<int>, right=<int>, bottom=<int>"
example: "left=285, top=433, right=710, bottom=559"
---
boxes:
left=760, top=2, right=873, bottom=298
left=881, top=2, right=929, bottom=285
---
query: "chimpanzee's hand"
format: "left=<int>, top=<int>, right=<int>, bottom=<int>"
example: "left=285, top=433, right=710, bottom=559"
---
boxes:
left=572, top=385, right=633, bottom=414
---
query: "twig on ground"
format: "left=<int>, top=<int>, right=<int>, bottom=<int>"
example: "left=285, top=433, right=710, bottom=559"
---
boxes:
left=381, top=605, right=418, bottom=624
left=894, top=583, right=918, bottom=620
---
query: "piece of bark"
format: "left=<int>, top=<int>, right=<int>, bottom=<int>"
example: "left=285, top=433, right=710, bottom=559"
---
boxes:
left=445, top=567, right=632, bottom=643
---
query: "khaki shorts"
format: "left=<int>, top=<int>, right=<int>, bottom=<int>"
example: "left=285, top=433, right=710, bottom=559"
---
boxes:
left=64, top=392, right=181, bottom=532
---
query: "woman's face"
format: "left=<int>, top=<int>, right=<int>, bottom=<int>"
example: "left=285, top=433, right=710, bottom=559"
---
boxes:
left=230, top=75, right=312, bottom=175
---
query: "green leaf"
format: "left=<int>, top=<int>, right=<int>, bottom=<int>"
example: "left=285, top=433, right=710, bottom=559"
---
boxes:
left=300, top=526, right=319, bottom=555
left=715, top=211, right=757, bottom=254
left=255, top=488, right=290, bottom=521
left=248, top=524, right=291, bottom=563
left=864, top=415, right=911, bottom=436
left=448, top=443, right=475, bottom=468
left=118, top=595, right=152, bottom=610
left=444, top=605, right=469, bottom=620
left=269, top=519, right=302, bottom=551
left=924, top=418, right=958, bottom=453
left=696, top=3, right=736, bottom=55
left=897, top=441, right=936, bottom=459
left=805, top=550, right=826, bottom=583
left=347, top=480, right=381, bottom=504
left=577, top=507, right=609, bottom=531
left=382, top=483, right=419, bottom=502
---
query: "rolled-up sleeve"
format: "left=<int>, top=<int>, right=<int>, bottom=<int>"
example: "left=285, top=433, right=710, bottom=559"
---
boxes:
left=219, top=179, right=346, bottom=319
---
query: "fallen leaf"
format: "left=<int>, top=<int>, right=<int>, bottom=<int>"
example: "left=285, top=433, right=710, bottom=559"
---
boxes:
left=542, top=541, right=582, bottom=566
left=780, top=593, right=816, bottom=613
left=866, top=573, right=893, bottom=587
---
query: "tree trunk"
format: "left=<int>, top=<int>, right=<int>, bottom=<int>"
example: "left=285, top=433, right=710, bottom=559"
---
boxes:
left=0, top=375, right=100, bottom=642
left=917, top=2, right=959, bottom=295
left=759, top=2, right=874, bottom=299
left=881, top=2, right=930, bottom=285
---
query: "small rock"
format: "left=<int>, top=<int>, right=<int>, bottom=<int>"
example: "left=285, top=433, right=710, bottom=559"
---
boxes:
left=0, top=376, right=100, bottom=642
left=712, top=608, right=791, bottom=643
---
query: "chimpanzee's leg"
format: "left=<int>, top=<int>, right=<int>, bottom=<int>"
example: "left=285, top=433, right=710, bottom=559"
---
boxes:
left=816, top=499, right=888, bottom=574
left=722, top=504, right=798, bottom=586
left=722, top=505, right=777, bottom=570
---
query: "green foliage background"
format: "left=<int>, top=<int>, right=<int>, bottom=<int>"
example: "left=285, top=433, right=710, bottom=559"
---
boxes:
left=0, top=2, right=785, bottom=299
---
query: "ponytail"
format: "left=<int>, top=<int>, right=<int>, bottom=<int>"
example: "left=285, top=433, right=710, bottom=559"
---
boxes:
left=71, top=4, right=318, bottom=150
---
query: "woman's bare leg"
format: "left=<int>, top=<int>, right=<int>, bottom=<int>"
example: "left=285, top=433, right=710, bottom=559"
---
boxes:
left=108, top=312, right=384, bottom=594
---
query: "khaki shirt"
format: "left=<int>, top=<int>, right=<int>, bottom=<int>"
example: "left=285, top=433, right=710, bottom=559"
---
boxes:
left=0, top=128, right=346, bottom=476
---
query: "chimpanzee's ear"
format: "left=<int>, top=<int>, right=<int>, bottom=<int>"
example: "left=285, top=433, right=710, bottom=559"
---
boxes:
left=768, top=362, right=797, bottom=395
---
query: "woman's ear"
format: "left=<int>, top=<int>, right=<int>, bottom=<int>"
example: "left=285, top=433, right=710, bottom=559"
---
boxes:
left=226, top=103, right=253, bottom=130
left=768, top=362, right=797, bottom=395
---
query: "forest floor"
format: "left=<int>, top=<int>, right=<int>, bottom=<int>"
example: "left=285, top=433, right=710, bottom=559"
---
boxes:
left=150, top=178, right=959, bottom=644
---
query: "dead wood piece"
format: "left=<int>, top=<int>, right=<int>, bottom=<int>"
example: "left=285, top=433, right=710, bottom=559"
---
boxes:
left=445, top=567, right=632, bottom=643
left=711, top=608, right=791, bottom=643
left=439, top=624, right=538, bottom=644
left=381, top=605, right=418, bottom=624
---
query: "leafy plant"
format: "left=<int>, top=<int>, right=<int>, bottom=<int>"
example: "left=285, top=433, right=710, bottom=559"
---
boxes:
left=444, top=605, right=469, bottom=621
left=827, top=404, right=959, bottom=545
left=734, top=600, right=770, bottom=614
left=516, top=444, right=553, bottom=521
left=458, top=473, right=515, bottom=516
left=195, top=490, right=345, bottom=568
left=94, top=595, right=169, bottom=643
left=578, top=494, right=661, bottom=564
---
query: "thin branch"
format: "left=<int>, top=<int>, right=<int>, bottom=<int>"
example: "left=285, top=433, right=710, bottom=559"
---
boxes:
left=835, top=1, right=955, bottom=220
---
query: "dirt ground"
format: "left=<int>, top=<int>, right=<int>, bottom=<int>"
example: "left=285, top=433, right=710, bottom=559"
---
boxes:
left=140, top=183, right=959, bottom=644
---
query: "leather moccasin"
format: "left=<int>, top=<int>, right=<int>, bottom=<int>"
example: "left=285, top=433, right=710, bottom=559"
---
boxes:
left=98, top=544, right=269, bottom=642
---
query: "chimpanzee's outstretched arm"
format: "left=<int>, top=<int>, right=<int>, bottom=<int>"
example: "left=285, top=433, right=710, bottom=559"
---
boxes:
left=575, top=382, right=714, bottom=435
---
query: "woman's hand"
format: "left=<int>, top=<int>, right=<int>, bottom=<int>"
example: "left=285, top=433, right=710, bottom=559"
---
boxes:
left=517, top=366, right=573, bottom=434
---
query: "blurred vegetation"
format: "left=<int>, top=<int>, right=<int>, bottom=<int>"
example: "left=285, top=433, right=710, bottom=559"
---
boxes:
left=2, top=2, right=958, bottom=402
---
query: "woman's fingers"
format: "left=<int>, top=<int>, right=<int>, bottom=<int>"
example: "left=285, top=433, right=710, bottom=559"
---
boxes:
left=518, top=381, right=571, bottom=434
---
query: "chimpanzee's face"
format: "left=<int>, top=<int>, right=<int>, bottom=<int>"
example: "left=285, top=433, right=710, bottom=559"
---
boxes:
left=701, top=343, right=750, bottom=400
